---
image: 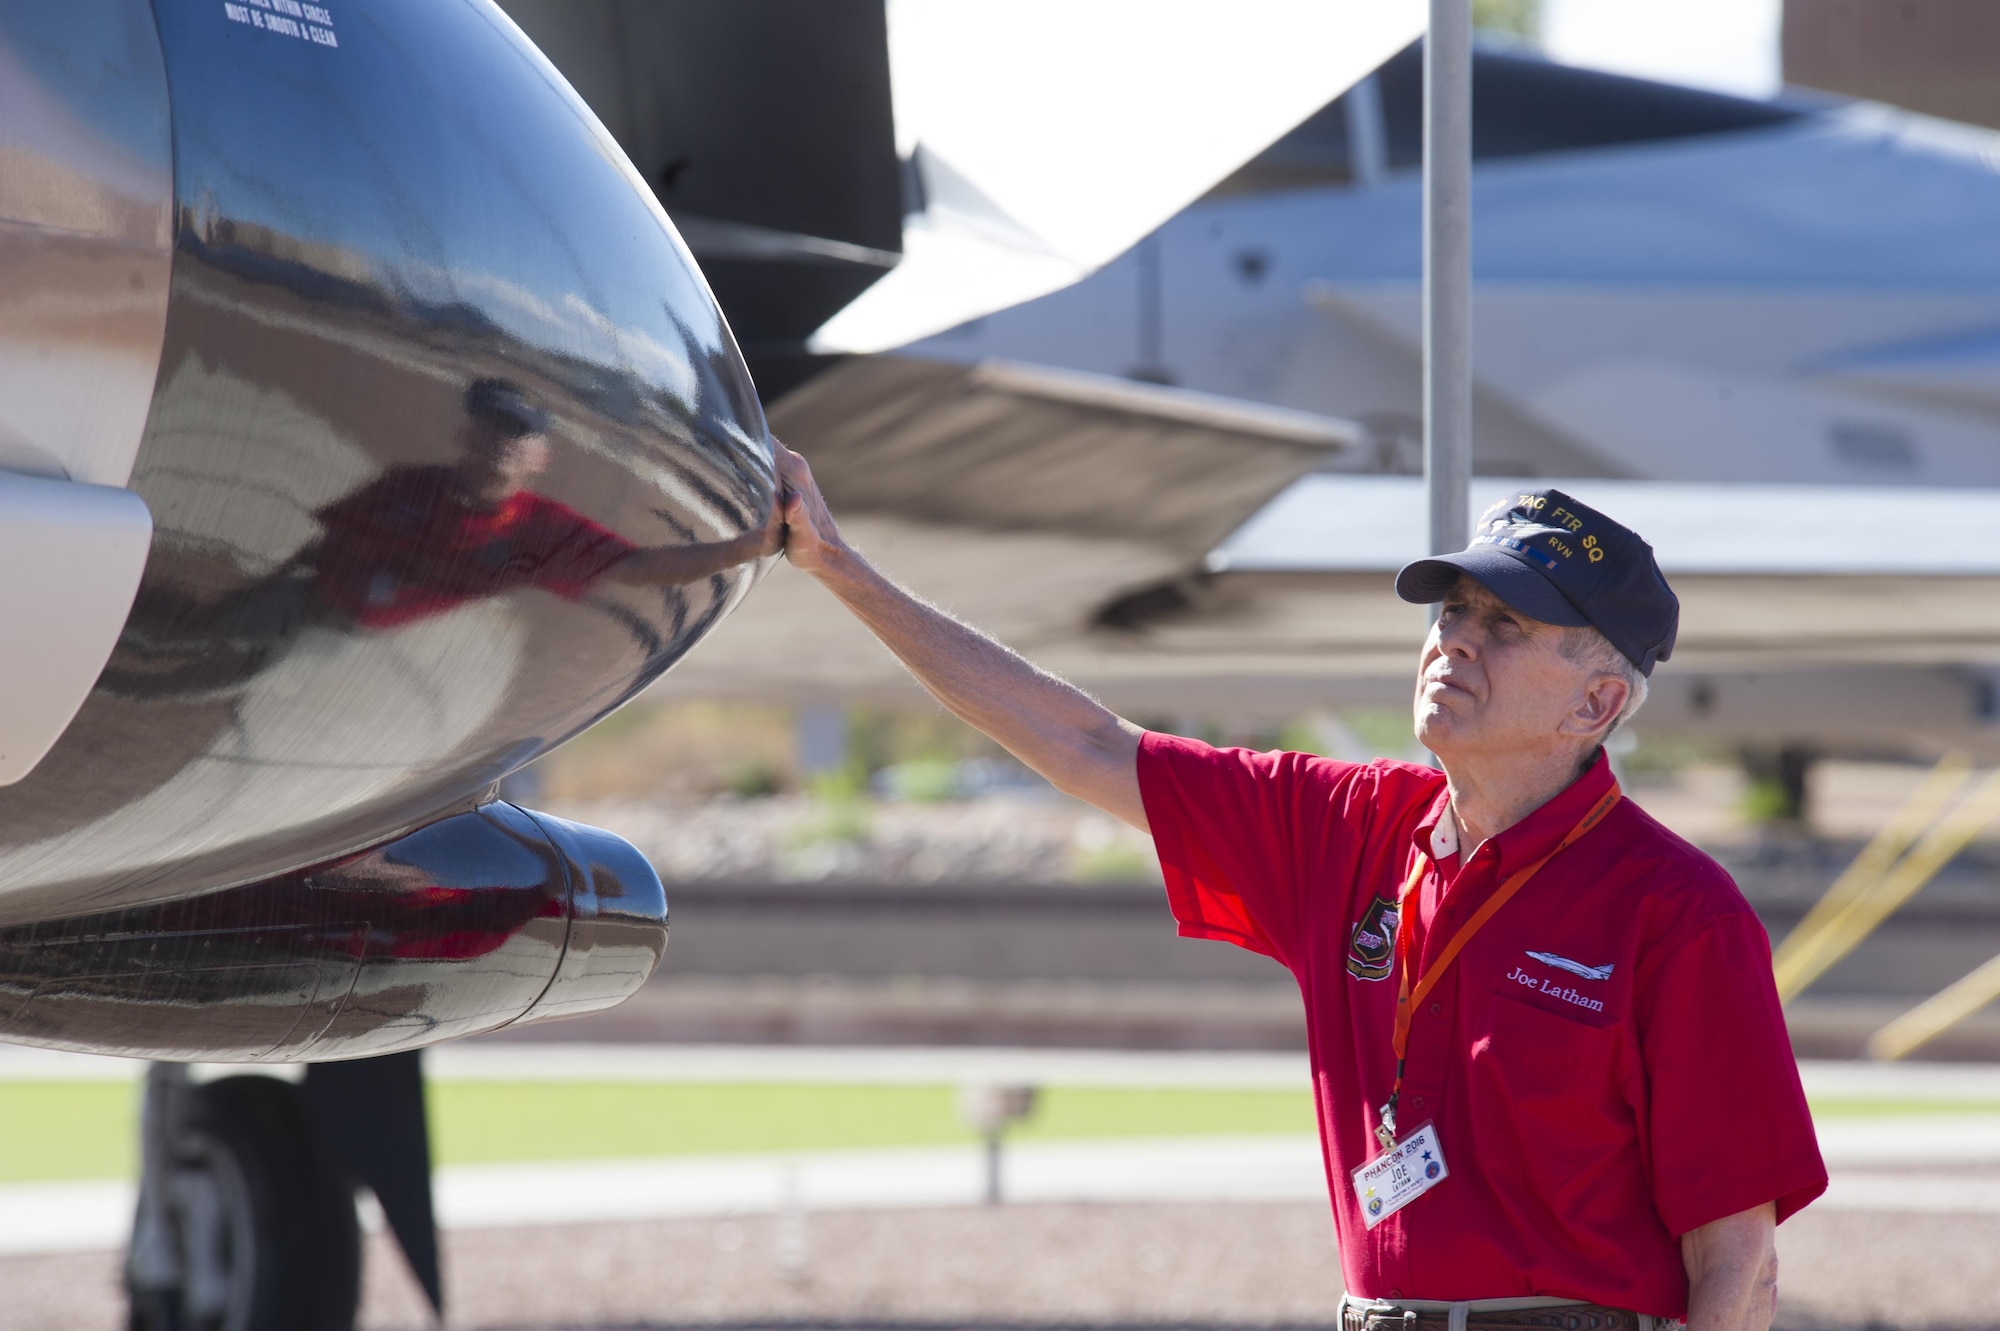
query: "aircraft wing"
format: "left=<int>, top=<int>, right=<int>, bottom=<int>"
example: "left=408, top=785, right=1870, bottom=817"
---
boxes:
left=811, top=0, right=1426, bottom=352
left=1811, top=326, right=2000, bottom=427
left=771, top=355, right=1357, bottom=556
left=1181, top=474, right=2000, bottom=673
left=653, top=355, right=1355, bottom=701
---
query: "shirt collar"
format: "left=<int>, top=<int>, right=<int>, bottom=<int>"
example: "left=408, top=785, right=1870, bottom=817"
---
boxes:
left=1414, top=747, right=1616, bottom=875
left=1412, top=781, right=1457, bottom=863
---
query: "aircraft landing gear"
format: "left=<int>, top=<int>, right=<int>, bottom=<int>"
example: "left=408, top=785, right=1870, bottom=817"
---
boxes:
left=125, top=1064, right=361, bottom=1331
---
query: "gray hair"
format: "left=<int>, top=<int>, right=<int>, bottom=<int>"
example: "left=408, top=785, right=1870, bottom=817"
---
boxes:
left=1558, top=625, right=1649, bottom=735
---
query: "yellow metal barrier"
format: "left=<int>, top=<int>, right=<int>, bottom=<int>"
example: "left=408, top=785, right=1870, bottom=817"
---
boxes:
left=1868, top=952, right=2000, bottom=1061
left=1772, top=753, right=1972, bottom=1004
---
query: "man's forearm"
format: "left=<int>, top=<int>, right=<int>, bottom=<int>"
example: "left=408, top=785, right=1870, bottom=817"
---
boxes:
left=1681, top=1205, right=1778, bottom=1331
left=610, top=531, right=763, bottom=587
left=811, top=542, right=1147, bottom=828
left=1686, top=1261, right=1775, bottom=1331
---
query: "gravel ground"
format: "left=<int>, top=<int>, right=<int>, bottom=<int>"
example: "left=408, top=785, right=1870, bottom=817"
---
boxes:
left=4, top=1202, right=1997, bottom=1331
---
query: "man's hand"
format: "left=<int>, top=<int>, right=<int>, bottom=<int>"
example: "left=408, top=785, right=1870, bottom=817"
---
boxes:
left=773, top=437, right=845, bottom=578
left=1681, top=1202, right=1777, bottom=1331
left=765, top=436, right=1147, bottom=829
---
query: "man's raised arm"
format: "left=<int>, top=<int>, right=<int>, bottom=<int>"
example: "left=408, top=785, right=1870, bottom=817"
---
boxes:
left=774, top=439, right=1148, bottom=831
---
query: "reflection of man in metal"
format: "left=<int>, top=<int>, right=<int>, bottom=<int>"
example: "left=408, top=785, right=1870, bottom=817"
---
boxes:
left=108, top=378, right=774, bottom=696
left=311, top=378, right=771, bottom=628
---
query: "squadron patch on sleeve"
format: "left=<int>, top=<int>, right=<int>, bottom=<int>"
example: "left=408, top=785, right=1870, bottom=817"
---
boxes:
left=1346, top=893, right=1400, bottom=981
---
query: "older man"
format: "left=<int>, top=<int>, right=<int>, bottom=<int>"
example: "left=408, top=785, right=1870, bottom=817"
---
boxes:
left=773, top=442, right=1825, bottom=1331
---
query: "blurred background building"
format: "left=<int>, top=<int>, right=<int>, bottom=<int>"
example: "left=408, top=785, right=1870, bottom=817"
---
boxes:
left=1786, top=0, right=2000, bottom=130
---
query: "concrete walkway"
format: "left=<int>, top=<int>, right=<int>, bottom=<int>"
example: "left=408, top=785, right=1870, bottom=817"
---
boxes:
left=9, top=1125, right=2000, bottom=1257
left=6, top=1044, right=2000, bottom=1257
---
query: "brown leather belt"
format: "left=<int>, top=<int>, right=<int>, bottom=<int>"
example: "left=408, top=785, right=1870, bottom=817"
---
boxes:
left=1342, top=1304, right=1646, bottom=1331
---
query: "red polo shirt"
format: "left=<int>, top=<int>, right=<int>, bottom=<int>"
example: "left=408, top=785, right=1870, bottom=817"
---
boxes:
left=1139, top=733, right=1826, bottom=1317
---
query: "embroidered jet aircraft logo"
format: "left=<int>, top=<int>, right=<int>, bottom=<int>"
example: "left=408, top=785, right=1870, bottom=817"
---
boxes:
left=1524, top=950, right=1615, bottom=982
left=1346, top=894, right=1400, bottom=981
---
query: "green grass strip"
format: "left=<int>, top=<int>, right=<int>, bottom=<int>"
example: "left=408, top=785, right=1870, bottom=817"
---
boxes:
left=0, top=1081, right=1317, bottom=1181
left=5, top=1077, right=1996, bottom=1185
left=1801, top=1097, right=2000, bottom=1118
left=426, top=1083, right=1318, bottom=1167
left=0, top=1082, right=140, bottom=1182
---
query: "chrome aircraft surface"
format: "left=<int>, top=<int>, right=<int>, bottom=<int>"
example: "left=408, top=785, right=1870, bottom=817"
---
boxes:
left=3, top=0, right=773, bottom=1324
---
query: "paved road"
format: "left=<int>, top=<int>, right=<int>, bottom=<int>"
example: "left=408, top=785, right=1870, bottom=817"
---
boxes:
left=4, top=1201, right=1996, bottom=1331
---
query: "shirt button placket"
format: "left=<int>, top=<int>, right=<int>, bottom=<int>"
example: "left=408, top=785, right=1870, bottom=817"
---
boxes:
left=1404, top=970, right=1454, bottom=1131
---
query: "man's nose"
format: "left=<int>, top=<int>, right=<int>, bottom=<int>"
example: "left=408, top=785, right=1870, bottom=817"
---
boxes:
left=1434, top=617, right=1478, bottom=659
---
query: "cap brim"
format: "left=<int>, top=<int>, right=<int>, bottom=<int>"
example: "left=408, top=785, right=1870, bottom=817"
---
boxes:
left=1394, top=546, right=1591, bottom=628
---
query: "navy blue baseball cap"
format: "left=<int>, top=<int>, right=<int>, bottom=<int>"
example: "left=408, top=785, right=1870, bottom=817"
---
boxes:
left=1394, top=488, right=1679, bottom=675
left=465, top=377, right=548, bottom=437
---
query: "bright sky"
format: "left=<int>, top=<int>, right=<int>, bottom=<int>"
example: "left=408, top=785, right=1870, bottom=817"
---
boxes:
left=1539, top=0, right=1783, bottom=99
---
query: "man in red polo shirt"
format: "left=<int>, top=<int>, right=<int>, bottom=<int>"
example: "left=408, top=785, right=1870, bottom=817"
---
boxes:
left=771, top=439, right=1825, bottom=1331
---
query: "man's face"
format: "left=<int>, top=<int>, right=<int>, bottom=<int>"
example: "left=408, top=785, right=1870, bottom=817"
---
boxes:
left=454, top=420, right=550, bottom=506
left=1412, top=575, right=1605, bottom=765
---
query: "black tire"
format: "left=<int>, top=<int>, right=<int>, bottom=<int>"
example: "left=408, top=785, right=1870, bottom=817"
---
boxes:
left=125, top=1288, right=182, bottom=1331
left=133, top=1075, right=362, bottom=1331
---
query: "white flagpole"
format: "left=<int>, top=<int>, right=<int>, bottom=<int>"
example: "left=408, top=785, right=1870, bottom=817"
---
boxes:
left=1424, top=0, right=1473, bottom=567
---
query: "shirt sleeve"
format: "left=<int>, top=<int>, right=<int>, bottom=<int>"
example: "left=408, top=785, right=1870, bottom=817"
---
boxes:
left=1638, top=911, right=1829, bottom=1235
left=521, top=497, right=638, bottom=598
left=1137, top=731, right=1376, bottom=971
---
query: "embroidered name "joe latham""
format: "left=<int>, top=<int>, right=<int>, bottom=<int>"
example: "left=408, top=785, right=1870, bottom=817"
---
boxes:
left=1505, top=965, right=1606, bottom=1013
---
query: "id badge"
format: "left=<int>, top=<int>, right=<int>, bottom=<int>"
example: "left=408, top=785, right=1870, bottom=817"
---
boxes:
left=1351, top=1121, right=1448, bottom=1229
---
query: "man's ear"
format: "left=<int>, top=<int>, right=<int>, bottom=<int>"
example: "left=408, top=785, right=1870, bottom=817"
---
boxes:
left=1566, top=673, right=1630, bottom=741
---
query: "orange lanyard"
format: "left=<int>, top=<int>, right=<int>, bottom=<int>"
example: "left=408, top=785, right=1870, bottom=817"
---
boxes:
left=1374, top=782, right=1622, bottom=1151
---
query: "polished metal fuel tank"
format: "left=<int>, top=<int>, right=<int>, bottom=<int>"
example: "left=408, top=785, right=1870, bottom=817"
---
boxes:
left=0, top=802, right=669, bottom=1061
left=0, top=0, right=773, bottom=924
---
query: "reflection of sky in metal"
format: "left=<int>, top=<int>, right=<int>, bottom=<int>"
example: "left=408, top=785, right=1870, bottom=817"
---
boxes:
left=153, top=0, right=724, bottom=405
left=0, top=4, right=169, bottom=164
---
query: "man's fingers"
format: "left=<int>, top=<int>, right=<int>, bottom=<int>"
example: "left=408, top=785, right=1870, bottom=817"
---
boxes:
left=772, top=440, right=816, bottom=492
left=769, top=437, right=835, bottom=567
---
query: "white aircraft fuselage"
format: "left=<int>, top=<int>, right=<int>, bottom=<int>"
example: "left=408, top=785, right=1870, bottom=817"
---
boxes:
left=909, top=100, right=2000, bottom=491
